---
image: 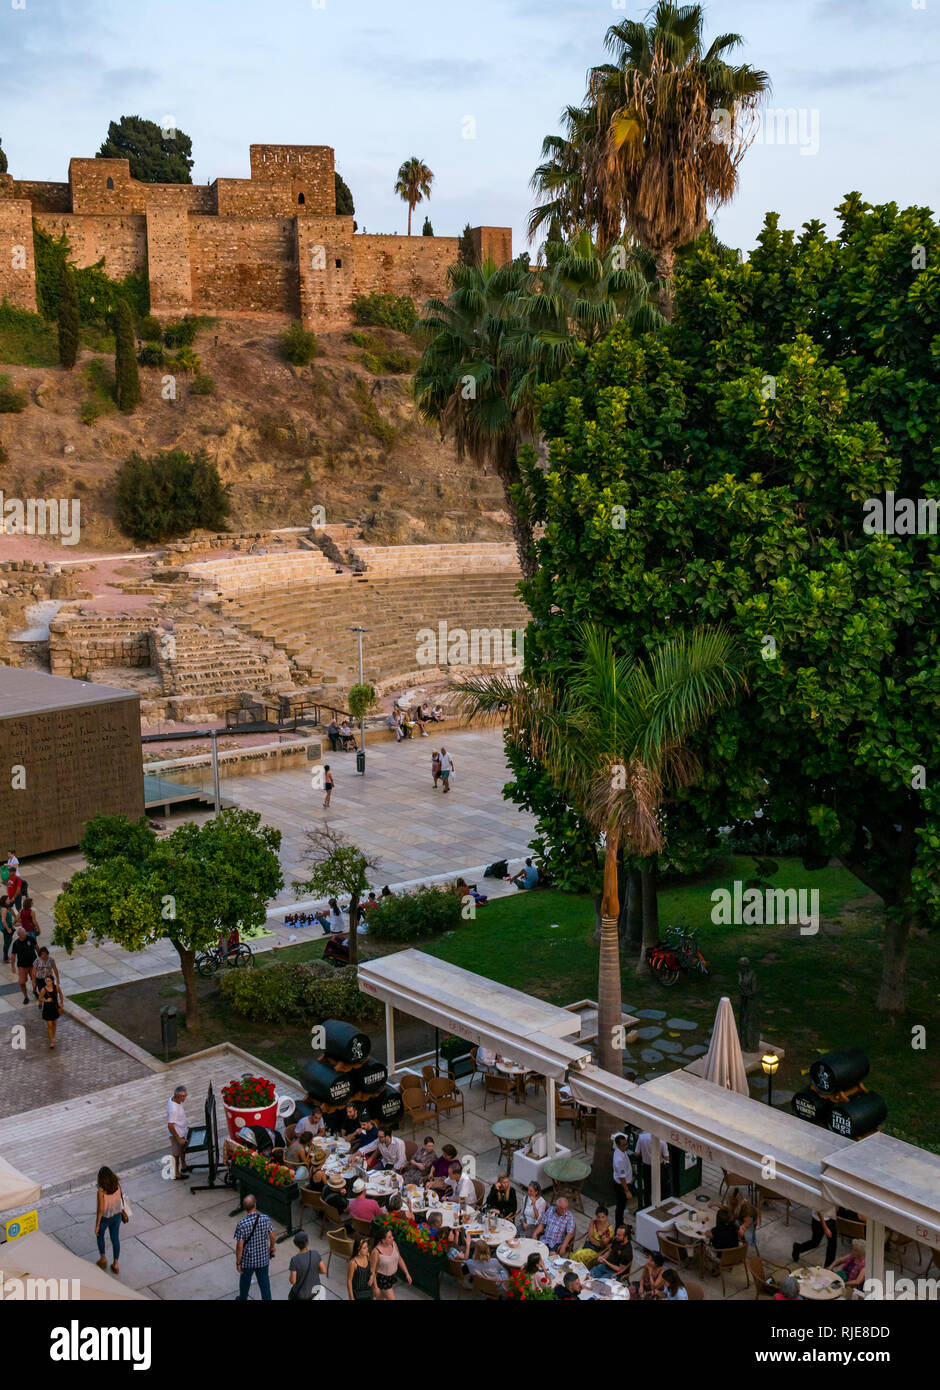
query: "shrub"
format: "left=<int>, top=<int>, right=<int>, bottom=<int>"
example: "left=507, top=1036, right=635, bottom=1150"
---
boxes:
left=364, top=883, right=462, bottom=941
left=114, top=300, right=140, bottom=411
left=79, top=398, right=104, bottom=425
left=351, top=293, right=417, bottom=333
left=217, top=960, right=382, bottom=1026
left=57, top=262, right=80, bottom=369
left=137, top=342, right=166, bottom=367
left=0, top=301, right=59, bottom=367
left=138, top=315, right=162, bottom=341
left=280, top=320, right=321, bottom=365
left=167, top=346, right=201, bottom=374
left=190, top=372, right=216, bottom=395
left=347, top=683, right=377, bottom=720
left=0, top=374, right=28, bottom=413
left=163, top=316, right=199, bottom=348
left=114, top=447, right=230, bottom=543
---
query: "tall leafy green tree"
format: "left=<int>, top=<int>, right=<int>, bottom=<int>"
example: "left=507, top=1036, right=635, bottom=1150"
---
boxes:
left=97, top=116, right=194, bottom=183
left=335, top=171, right=355, bottom=216
left=57, top=261, right=80, bottom=369
left=394, top=157, right=433, bottom=235
left=54, top=811, right=283, bottom=1029
left=114, top=299, right=140, bottom=410
left=457, top=224, right=477, bottom=267
left=293, top=826, right=380, bottom=969
left=458, top=623, right=744, bottom=1181
left=520, top=195, right=940, bottom=1014
left=422, top=216, right=434, bottom=236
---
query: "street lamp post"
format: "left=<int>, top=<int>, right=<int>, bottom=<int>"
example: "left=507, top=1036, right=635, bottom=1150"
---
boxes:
left=348, top=625, right=369, bottom=774
left=761, top=1052, right=779, bottom=1108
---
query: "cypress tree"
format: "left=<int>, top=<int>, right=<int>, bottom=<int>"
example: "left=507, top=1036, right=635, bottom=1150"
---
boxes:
left=57, top=261, right=80, bottom=369
left=422, top=216, right=433, bottom=236
left=114, top=299, right=140, bottom=410
left=457, top=223, right=476, bottom=267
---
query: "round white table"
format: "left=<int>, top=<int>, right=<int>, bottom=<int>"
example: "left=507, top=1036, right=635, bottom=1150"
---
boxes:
left=793, top=1266, right=845, bottom=1301
left=496, top=1237, right=550, bottom=1270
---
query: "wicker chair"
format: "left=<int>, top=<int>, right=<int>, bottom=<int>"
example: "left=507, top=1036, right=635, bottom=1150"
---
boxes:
left=472, top=1274, right=503, bottom=1300
left=715, top=1244, right=750, bottom=1297
left=483, top=1073, right=513, bottom=1114
left=427, top=1075, right=465, bottom=1125
left=747, top=1253, right=790, bottom=1298
left=325, top=1226, right=354, bottom=1276
left=402, top=1086, right=439, bottom=1135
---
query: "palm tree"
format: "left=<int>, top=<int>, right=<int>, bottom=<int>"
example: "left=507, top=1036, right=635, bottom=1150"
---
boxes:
left=456, top=622, right=746, bottom=1184
left=530, top=3, right=768, bottom=318
left=415, top=242, right=660, bottom=578
left=394, top=157, right=434, bottom=235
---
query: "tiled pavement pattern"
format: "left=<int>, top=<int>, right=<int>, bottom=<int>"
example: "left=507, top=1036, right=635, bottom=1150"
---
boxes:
left=17, top=1061, right=907, bottom=1301
left=10, top=728, right=534, bottom=997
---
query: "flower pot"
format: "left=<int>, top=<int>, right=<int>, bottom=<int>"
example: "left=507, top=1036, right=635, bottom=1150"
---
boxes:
left=223, top=1092, right=284, bottom=1142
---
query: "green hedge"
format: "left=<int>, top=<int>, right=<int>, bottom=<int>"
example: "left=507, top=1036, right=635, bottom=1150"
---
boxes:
left=364, top=883, right=462, bottom=941
left=351, top=293, right=416, bottom=333
left=218, top=960, right=382, bottom=1026
left=114, top=447, right=230, bottom=542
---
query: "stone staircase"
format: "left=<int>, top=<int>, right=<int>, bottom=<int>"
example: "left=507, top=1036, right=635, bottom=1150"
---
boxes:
left=150, top=624, right=293, bottom=699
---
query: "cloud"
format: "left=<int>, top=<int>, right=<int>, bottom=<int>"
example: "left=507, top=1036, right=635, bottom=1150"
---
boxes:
left=786, top=60, right=940, bottom=91
left=814, top=0, right=887, bottom=21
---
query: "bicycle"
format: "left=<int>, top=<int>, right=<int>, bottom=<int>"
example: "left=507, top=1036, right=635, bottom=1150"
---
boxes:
left=195, top=942, right=254, bottom=977
left=646, top=925, right=709, bottom=987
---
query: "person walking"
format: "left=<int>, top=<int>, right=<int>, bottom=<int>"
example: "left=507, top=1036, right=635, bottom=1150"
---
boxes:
left=288, top=1230, right=326, bottom=1300
left=792, top=1206, right=838, bottom=1268
left=0, top=895, right=14, bottom=964
left=636, top=1130, right=670, bottom=1206
left=438, top=747, right=454, bottom=793
left=235, top=1194, right=276, bottom=1300
left=347, top=1235, right=375, bottom=1300
left=369, top=1227, right=412, bottom=1300
left=10, top=927, right=38, bottom=1004
left=166, top=1085, right=191, bottom=1179
left=18, top=896, right=39, bottom=941
left=38, top=973, right=63, bottom=1048
left=323, top=764, right=334, bottom=809
left=613, top=1133, right=635, bottom=1229
left=94, top=1167, right=127, bottom=1275
left=430, top=749, right=441, bottom=789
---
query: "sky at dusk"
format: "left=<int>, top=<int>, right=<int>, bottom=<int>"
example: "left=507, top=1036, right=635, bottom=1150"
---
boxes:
left=2, top=0, right=938, bottom=255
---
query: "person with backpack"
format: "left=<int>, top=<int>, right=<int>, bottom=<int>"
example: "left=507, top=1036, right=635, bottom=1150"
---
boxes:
left=10, top=927, right=38, bottom=1003
left=18, top=896, right=39, bottom=941
left=288, top=1230, right=326, bottom=1301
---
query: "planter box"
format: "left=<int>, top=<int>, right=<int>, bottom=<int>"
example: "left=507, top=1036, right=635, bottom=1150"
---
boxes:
left=400, top=1244, right=447, bottom=1300
left=232, top=1165, right=299, bottom=1237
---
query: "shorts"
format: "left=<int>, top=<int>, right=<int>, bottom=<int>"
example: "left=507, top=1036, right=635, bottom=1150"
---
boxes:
left=440, top=772, right=450, bottom=782
left=17, top=966, right=34, bottom=985
left=170, top=1132, right=188, bottom=1157
left=376, top=1273, right=397, bottom=1290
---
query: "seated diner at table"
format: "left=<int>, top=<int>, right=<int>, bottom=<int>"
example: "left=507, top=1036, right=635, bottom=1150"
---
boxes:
left=534, top=1197, right=576, bottom=1255
left=401, top=1136, right=437, bottom=1185
left=428, top=1144, right=459, bottom=1190
left=663, top=1269, right=688, bottom=1301
left=349, top=1117, right=381, bottom=1154
left=830, top=1241, right=867, bottom=1291
left=294, top=1107, right=325, bottom=1140
left=775, top=1275, right=803, bottom=1301
left=517, top=1182, right=547, bottom=1237
left=348, top=1180, right=382, bottom=1224
left=284, top=1134, right=317, bottom=1183
left=464, top=1240, right=507, bottom=1286
left=358, top=1126, right=407, bottom=1171
left=444, top=1162, right=476, bottom=1205
left=334, top=1103, right=363, bottom=1138
left=584, top=1205, right=613, bottom=1252
left=592, top=1226, right=634, bottom=1281
left=522, top=1249, right=553, bottom=1291
left=322, top=1173, right=350, bottom=1217
left=704, top=1207, right=741, bottom=1272
left=638, top=1251, right=667, bottom=1300
left=554, top=1272, right=584, bottom=1300
left=485, top=1174, right=517, bottom=1219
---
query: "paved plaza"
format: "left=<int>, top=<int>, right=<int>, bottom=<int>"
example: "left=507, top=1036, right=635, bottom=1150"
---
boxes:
left=11, top=728, right=534, bottom=997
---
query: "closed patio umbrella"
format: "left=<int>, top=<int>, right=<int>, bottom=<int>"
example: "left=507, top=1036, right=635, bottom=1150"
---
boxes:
left=702, top=997, right=749, bottom=1096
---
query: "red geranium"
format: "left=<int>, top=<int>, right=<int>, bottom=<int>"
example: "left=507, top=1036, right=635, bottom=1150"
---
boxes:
left=222, top=1074, right=276, bottom=1108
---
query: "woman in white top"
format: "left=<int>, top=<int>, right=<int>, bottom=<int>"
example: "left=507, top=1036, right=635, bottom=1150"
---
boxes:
left=328, top=899, right=345, bottom=931
left=517, top=1182, right=547, bottom=1236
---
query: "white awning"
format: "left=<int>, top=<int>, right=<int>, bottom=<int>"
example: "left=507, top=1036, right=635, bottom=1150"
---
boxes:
left=568, top=1065, right=849, bottom=1205
left=821, top=1133, right=940, bottom=1245
left=0, top=1230, right=147, bottom=1299
left=0, top=1155, right=41, bottom=1213
left=357, top=949, right=590, bottom=1079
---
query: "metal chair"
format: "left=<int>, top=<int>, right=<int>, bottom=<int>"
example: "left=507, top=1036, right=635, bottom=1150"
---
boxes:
left=755, top=1183, right=791, bottom=1226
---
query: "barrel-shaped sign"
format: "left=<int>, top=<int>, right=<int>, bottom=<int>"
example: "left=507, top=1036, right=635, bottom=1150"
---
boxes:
left=355, top=1059, right=388, bottom=1097
left=320, top=1020, right=371, bottom=1065
left=301, top=1058, right=354, bottom=1105
left=810, top=1048, right=870, bottom=1095
left=366, top=1086, right=404, bottom=1124
left=791, top=1089, right=833, bottom=1127
left=828, top=1091, right=887, bottom=1140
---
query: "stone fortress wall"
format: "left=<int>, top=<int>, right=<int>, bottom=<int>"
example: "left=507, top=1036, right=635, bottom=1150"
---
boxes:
left=0, top=144, right=512, bottom=328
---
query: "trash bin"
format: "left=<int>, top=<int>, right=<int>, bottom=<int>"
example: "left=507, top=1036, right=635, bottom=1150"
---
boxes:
left=356, top=749, right=365, bottom=774
left=160, top=1005, right=178, bottom=1061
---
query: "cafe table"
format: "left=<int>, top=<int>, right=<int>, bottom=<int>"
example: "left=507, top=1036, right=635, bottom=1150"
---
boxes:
left=793, top=1265, right=845, bottom=1301
left=543, top=1155, right=591, bottom=1213
left=496, top=1237, right=550, bottom=1270
left=673, top=1208, right=717, bottom=1277
left=492, top=1117, right=536, bottom=1169
left=496, top=1058, right=528, bottom=1103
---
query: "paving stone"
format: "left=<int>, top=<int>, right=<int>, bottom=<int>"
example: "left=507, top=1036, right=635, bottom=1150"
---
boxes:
left=657, top=1039, right=684, bottom=1054
left=136, top=1215, right=231, bottom=1273
left=683, top=1044, right=708, bottom=1058
left=636, top=1025, right=663, bottom=1041
left=640, top=1048, right=664, bottom=1064
left=665, top=1018, right=698, bottom=1031
left=634, top=1009, right=667, bottom=1021
left=99, top=1235, right=177, bottom=1290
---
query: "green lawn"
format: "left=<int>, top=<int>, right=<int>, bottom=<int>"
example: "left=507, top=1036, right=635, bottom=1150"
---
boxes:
left=420, top=857, right=940, bottom=1150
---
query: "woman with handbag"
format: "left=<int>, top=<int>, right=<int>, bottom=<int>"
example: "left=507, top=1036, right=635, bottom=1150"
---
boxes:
left=38, top=974, right=62, bottom=1048
left=95, top=1167, right=128, bottom=1275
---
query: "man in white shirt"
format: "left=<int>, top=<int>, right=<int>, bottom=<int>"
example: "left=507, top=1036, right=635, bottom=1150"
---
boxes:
left=636, top=1130, right=671, bottom=1206
left=438, top=747, right=454, bottom=793
left=6, top=852, right=18, bottom=869
left=445, top=1162, right=476, bottom=1204
left=295, top=1108, right=325, bottom=1140
left=167, top=1085, right=190, bottom=1179
left=612, top=1132, right=634, bottom=1228
left=358, top=1127, right=408, bottom=1171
